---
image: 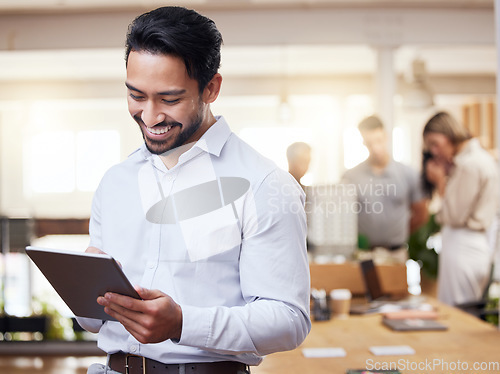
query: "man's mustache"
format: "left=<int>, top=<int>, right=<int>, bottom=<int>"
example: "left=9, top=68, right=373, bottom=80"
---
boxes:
left=134, top=114, right=182, bottom=128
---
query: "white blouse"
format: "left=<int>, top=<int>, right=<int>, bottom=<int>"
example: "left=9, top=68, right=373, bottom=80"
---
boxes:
left=439, top=138, right=499, bottom=231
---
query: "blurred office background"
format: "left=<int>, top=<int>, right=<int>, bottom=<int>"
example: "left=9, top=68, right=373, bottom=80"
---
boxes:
left=0, top=0, right=498, bottom=334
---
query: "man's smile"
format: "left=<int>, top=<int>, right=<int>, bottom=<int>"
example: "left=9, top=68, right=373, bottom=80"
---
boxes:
left=146, top=124, right=174, bottom=135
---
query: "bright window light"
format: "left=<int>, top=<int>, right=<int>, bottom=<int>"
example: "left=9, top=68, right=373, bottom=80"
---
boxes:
left=343, top=127, right=368, bottom=169
left=24, top=130, right=120, bottom=194
left=392, top=126, right=405, bottom=163
left=239, top=127, right=312, bottom=171
left=25, top=131, right=76, bottom=193
left=344, top=95, right=374, bottom=126
left=76, top=130, right=120, bottom=191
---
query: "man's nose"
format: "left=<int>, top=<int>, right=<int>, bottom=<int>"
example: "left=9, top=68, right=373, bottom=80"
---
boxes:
left=142, top=102, right=166, bottom=127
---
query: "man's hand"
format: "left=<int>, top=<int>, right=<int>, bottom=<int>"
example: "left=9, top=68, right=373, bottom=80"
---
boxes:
left=86, top=246, right=106, bottom=255
left=97, top=287, right=183, bottom=344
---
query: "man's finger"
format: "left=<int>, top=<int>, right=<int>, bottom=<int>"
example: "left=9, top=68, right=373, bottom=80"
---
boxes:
left=99, top=296, right=148, bottom=327
left=102, top=305, right=150, bottom=343
left=98, top=293, right=144, bottom=314
left=135, top=287, right=164, bottom=300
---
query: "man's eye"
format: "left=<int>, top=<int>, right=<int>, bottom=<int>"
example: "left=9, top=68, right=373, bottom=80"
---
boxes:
left=162, top=99, right=180, bottom=105
left=129, top=93, right=144, bottom=100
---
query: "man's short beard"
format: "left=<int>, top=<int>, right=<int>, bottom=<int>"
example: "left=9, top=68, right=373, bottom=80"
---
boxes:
left=141, top=106, right=204, bottom=155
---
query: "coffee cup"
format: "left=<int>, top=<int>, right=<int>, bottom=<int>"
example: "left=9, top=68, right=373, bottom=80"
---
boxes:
left=329, top=288, right=352, bottom=319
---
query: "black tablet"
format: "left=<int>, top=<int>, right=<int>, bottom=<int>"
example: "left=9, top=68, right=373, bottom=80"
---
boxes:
left=26, top=246, right=140, bottom=321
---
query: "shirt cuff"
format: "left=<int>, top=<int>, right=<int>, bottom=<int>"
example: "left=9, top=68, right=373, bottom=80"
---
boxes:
left=173, top=304, right=212, bottom=348
left=74, top=316, right=104, bottom=334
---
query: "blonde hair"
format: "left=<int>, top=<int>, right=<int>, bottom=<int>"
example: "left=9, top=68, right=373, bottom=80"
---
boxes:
left=423, top=111, right=471, bottom=145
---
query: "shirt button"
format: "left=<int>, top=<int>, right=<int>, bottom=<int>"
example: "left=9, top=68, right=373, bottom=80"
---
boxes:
left=130, top=345, right=138, bottom=352
left=166, top=175, right=174, bottom=181
left=148, top=262, right=155, bottom=269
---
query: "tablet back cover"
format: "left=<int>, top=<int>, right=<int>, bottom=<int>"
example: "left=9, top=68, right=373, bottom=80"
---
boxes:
left=26, top=246, right=139, bottom=321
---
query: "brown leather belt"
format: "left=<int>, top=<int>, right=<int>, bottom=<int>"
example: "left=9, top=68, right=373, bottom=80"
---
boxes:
left=109, top=352, right=249, bottom=374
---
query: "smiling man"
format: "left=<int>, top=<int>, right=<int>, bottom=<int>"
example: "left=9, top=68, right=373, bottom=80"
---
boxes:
left=77, top=6, right=311, bottom=374
left=125, top=51, right=214, bottom=156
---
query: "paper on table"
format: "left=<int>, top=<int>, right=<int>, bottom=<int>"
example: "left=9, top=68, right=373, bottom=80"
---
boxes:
left=369, top=345, right=416, bottom=356
left=302, top=347, right=347, bottom=358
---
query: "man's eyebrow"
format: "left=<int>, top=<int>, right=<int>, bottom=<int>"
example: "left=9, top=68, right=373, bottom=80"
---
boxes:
left=125, top=82, right=186, bottom=96
left=125, top=82, right=143, bottom=94
left=157, top=88, right=186, bottom=96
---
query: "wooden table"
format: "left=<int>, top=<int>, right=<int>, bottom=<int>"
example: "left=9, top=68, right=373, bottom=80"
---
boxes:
left=252, top=300, right=500, bottom=374
left=1, top=300, right=499, bottom=374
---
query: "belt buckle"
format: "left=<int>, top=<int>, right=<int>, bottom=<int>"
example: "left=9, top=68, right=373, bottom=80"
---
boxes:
left=125, top=353, right=147, bottom=374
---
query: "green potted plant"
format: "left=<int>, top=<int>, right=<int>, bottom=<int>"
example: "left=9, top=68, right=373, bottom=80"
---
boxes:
left=408, top=214, right=440, bottom=295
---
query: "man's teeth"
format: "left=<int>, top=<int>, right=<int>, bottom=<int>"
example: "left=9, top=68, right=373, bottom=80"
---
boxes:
left=148, top=125, right=172, bottom=135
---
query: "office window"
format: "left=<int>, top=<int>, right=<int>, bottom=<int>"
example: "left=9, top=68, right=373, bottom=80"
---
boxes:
left=392, top=126, right=406, bottom=163
left=343, top=127, right=368, bottom=169
left=24, top=130, right=120, bottom=195
left=239, top=126, right=313, bottom=172
left=76, top=130, right=120, bottom=191
left=24, top=132, right=76, bottom=194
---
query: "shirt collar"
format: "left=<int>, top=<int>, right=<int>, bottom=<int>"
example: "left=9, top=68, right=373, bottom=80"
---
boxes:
left=138, top=115, right=231, bottom=162
left=194, top=115, right=231, bottom=157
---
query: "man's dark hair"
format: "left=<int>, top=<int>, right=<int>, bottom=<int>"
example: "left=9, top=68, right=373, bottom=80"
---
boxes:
left=125, top=6, right=223, bottom=93
left=358, top=115, right=384, bottom=132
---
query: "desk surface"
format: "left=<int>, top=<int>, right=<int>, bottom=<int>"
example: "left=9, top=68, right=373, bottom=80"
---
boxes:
left=1, top=300, right=499, bottom=374
left=252, top=299, right=500, bottom=374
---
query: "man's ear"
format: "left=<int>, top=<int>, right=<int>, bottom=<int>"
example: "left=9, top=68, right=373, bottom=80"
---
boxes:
left=202, top=73, right=222, bottom=104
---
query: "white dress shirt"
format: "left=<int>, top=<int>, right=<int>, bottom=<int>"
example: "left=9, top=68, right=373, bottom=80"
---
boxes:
left=77, top=116, right=311, bottom=366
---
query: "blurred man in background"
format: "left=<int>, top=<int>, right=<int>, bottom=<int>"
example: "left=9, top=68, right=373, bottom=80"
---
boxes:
left=287, top=142, right=311, bottom=189
left=342, top=115, right=428, bottom=263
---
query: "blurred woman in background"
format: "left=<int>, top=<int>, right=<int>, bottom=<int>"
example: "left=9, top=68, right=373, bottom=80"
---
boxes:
left=423, top=111, right=499, bottom=306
